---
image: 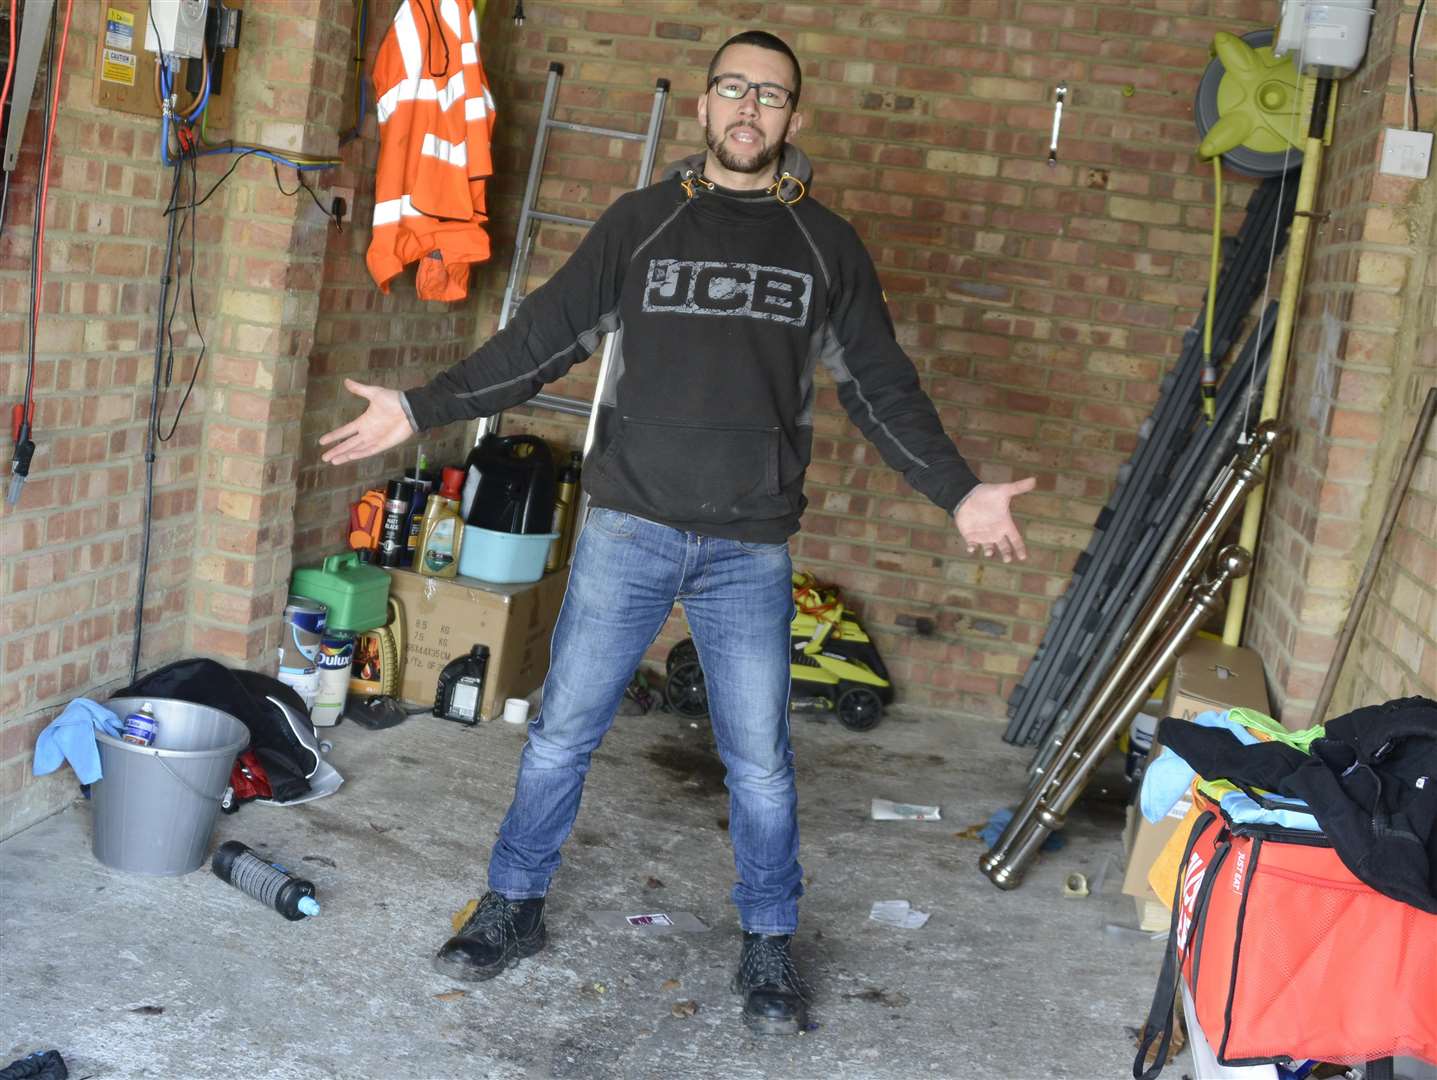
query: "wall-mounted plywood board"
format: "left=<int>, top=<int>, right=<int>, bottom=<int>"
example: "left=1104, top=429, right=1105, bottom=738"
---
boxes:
left=92, top=0, right=241, bottom=131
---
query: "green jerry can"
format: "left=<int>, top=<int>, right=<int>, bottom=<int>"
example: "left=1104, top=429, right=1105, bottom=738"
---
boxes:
left=289, top=552, right=392, bottom=633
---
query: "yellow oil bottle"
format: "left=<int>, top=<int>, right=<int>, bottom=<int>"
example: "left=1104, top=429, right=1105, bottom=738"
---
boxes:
left=546, top=451, right=582, bottom=573
left=417, top=466, right=465, bottom=578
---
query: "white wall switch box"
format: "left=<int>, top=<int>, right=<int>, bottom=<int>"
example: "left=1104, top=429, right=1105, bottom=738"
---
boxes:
left=1380, top=128, right=1433, bottom=180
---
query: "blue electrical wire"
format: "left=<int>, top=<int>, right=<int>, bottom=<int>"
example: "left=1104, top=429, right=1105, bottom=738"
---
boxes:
left=158, top=52, right=336, bottom=171
left=340, top=0, right=368, bottom=144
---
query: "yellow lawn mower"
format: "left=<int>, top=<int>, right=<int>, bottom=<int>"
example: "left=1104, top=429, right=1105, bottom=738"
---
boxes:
left=663, top=572, right=895, bottom=731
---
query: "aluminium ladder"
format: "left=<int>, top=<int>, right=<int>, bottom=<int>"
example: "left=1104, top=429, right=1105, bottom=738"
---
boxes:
left=475, top=61, right=670, bottom=458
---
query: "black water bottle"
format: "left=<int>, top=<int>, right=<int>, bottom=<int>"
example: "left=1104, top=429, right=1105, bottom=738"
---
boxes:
left=212, top=840, right=321, bottom=921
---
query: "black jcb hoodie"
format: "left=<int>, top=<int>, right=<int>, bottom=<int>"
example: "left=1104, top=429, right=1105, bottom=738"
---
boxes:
left=402, top=147, right=979, bottom=543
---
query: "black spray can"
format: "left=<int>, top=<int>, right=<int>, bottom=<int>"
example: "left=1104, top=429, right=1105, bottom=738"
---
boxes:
left=378, top=478, right=413, bottom=568
left=212, top=840, right=321, bottom=921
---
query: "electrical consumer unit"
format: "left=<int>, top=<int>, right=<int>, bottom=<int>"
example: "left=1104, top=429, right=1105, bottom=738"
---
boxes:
left=1273, top=0, right=1374, bottom=78
left=143, top=0, right=207, bottom=60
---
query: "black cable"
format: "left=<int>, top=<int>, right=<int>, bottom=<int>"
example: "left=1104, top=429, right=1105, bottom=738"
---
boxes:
left=152, top=153, right=328, bottom=447
left=160, top=145, right=206, bottom=442
left=272, top=161, right=338, bottom=224
left=1309, top=77, right=1334, bottom=140
left=177, top=146, right=259, bottom=211
left=132, top=152, right=185, bottom=682
left=339, top=0, right=367, bottom=144
left=412, top=0, right=450, bottom=76
left=1411, top=0, right=1427, bottom=131
left=160, top=146, right=191, bottom=387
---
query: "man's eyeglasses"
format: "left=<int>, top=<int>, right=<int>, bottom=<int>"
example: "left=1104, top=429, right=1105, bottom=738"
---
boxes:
left=708, top=75, right=793, bottom=110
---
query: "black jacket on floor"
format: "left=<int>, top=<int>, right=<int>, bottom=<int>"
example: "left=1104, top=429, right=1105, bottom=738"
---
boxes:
left=1158, top=697, right=1437, bottom=913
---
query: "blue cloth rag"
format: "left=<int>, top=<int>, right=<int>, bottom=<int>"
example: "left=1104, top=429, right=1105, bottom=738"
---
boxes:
left=1140, top=708, right=1261, bottom=823
left=32, top=699, right=122, bottom=785
left=1219, top=789, right=1321, bottom=832
left=979, top=808, right=1067, bottom=852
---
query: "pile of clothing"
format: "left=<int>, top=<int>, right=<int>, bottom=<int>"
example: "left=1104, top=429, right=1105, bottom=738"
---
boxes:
left=1142, top=696, right=1437, bottom=913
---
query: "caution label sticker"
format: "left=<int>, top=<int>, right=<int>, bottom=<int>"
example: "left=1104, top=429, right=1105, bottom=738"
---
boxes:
left=104, top=8, right=134, bottom=50
left=101, top=48, right=136, bottom=86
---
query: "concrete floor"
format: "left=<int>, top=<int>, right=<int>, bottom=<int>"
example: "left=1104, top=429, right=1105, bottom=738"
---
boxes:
left=1, top=701, right=1176, bottom=1079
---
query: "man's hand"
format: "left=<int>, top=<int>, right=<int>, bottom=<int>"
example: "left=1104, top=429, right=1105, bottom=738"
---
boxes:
left=319, top=379, right=415, bottom=465
left=953, top=477, right=1036, bottom=563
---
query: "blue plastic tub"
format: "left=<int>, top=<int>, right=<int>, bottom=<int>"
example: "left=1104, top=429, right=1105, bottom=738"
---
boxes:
left=457, top=525, right=559, bottom=584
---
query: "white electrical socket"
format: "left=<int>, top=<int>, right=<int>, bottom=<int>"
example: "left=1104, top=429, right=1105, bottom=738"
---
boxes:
left=1380, top=128, right=1433, bottom=180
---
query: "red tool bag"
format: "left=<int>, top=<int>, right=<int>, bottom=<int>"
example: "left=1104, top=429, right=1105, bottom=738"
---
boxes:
left=1134, top=800, right=1437, bottom=1077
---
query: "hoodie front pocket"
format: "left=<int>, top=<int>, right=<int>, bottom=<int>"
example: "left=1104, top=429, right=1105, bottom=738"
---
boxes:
left=600, top=416, right=785, bottom=525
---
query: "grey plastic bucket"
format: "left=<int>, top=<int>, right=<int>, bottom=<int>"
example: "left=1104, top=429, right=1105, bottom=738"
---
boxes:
left=92, top=697, right=250, bottom=876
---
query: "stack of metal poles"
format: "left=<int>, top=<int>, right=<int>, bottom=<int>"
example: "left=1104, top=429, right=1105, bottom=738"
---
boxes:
left=981, top=422, right=1289, bottom=889
left=1002, top=176, right=1296, bottom=751
left=1026, top=306, right=1277, bottom=781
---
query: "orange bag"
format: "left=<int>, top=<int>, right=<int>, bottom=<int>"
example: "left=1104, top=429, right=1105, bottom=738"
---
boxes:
left=1135, top=799, right=1437, bottom=1077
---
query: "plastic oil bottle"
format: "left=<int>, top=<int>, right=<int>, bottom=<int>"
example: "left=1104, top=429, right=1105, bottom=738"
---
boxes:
left=434, top=644, right=490, bottom=725
left=418, top=466, right=465, bottom=578
left=545, top=451, right=582, bottom=574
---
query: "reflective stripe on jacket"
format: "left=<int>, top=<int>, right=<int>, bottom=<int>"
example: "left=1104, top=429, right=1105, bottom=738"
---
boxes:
left=367, top=0, right=496, bottom=300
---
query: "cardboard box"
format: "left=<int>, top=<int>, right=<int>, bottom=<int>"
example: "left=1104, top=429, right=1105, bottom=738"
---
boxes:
left=386, top=567, right=569, bottom=721
left=1122, top=638, right=1271, bottom=917
left=1162, top=636, right=1270, bottom=725
left=1123, top=797, right=1192, bottom=926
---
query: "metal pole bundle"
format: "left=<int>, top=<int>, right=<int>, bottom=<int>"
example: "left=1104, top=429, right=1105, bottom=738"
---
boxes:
left=981, top=422, right=1289, bottom=889
left=1026, top=310, right=1278, bottom=779
left=981, top=545, right=1254, bottom=890
left=1004, top=176, right=1296, bottom=748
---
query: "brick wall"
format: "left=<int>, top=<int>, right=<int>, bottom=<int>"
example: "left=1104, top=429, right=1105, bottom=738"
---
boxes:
left=293, top=0, right=499, bottom=568
left=0, top=0, right=488, bottom=838
left=467, top=1, right=1282, bottom=714
left=1, top=6, right=198, bottom=832
left=4, top=0, right=1431, bottom=839
left=1243, top=0, right=1437, bottom=725
left=1326, top=0, right=1437, bottom=715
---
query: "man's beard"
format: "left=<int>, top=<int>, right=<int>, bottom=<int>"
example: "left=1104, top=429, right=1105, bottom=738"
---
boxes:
left=705, top=118, right=785, bottom=175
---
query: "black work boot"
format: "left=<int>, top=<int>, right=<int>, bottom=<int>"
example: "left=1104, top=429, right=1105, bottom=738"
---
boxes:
left=432, top=891, right=547, bottom=982
left=732, top=932, right=809, bottom=1034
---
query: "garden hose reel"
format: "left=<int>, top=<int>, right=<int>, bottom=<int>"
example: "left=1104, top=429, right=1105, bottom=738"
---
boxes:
left=1195, top=29, right=1304, bottom=177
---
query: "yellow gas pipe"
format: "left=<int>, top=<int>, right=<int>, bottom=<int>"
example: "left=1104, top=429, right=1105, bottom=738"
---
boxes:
left=1221, top=75, right=1335, bottom=645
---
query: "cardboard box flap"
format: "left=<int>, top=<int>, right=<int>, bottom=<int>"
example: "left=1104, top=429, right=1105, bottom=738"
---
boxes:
left=1166, top=637, right=1270, bottom=718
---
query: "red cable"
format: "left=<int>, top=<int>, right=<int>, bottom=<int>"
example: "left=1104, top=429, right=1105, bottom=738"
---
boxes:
left=0, top=0, right=17, bottom=117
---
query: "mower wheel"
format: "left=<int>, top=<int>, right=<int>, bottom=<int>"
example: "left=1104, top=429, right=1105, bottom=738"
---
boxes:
left=665, top=660, right=710, bottom=719
left=836, top=684, right=884, bottom=732
left=666, top=638, right=698, bottom=675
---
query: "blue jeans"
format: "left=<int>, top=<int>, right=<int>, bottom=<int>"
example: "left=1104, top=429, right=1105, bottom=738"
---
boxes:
left=487, top=507, right=803, bottom=934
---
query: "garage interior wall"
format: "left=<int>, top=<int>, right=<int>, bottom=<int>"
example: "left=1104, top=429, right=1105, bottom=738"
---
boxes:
left=2, top=0, right=1433, bottom=840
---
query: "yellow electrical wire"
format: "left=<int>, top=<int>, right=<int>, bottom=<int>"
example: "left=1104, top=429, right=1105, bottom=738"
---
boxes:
left=198, top=99, right=342, bottom=166
left=184, top=13, right=342, bottom=167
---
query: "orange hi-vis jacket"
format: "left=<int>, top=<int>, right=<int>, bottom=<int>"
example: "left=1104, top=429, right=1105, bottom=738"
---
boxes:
left=367, top=0, right=497, bottom=301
